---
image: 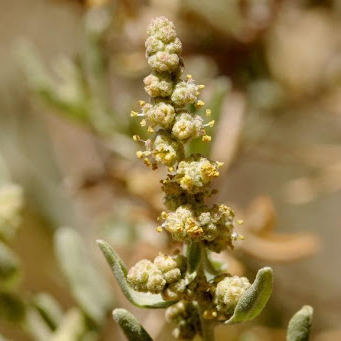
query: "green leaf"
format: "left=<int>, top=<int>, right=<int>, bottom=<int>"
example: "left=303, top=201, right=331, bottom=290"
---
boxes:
left=25, top=307, right=53, bottom=341
left=113, top=308, right=153, bottom=341
left=32, top=293, right=64, bottom=331
left=225, top=267, right=273, bottom=325
left=97, top=240, right=175, bottom=309
left=186, top=242, right=201, bottom=275
left=0, top=241, right=20, bottom=285
left=287, top=305, right=313, bottom=341
left=54, top=228, right=114, bottom=325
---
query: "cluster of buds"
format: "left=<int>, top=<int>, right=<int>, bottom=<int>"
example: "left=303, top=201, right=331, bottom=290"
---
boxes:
left=165, top=301, right=201, bottom=340
left=131, top=17, right=214, bottom=170
left=127, top=253, right=197, bottom=301
left=212, top=275, right=251, bottom=315
left=126, top=16, right=250, bottom=340
left=159, top=204, right=240, bottom=253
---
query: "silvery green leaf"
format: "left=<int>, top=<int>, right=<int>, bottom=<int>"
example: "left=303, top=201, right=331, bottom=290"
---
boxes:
left=25, top=307, right=53, bottom=341
left=32, top=293, right=63, bottom=330
left=0, top=291, right=26, bottom=323
left=0, top=241, right=20, bottom=285
left=225, top=267, right=273, bottom=325
left=287, top=305, right=313, bottom=341
left=97, top=240, right=175, bottom=309
left=50, top=309, right=87, bottom=341
left=55, top=228, right=114, bottom=325
left=113, top=308, right=153, bottom=341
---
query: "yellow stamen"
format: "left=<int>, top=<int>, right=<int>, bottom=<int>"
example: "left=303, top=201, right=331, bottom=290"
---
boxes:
left=202, top=135, right=211, bottom=142
left=205, top=109, right=212, bottom=117
left=198, top=84, right=205, bottom=89
left=130, top=111, right=138, bottom=117
left=186, top=74, right=192, bottom=79
left=139, top=100, right=146, bottom=107
left=133, top=135, right=140, bottom=141
left=136, top=151, right=144, bottom=158
left=196, top=100, right=205, bottom=107
left=140, top=119, right=147, bottom=127
left=208, top=120, right=215, bottom=128
left=147, top=126, right=154, bottom=133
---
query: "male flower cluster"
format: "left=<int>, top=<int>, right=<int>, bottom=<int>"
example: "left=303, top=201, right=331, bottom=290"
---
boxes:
left=160, top=203, right=237, bottom=253
left=127, top=253, right=192, bottom=301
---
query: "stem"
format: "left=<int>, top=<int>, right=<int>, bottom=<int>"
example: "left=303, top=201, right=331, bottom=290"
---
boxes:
left=197, top=244, right=215, bottom=341
left=199, top=311, right=214, bottom=341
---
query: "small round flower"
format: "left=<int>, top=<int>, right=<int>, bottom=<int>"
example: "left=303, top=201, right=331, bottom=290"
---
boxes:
left=145, top=36, right=165, bottom=57
left=146, top=100, right=175, bottom=128
left=166, top=301, right=201, bottom=340
left=213, top=276, right=251, bottom=315
left=154, top=253, right=186, bottom=284
left=162, top=180, right=186, bottom=211
left=165, top=37, right=182, bottom=55
left=203, top=204, right=235, bottom=252
left=172, top=111, right=204, bottom=141
left=174, top=155, right=222, bottom=194
left=151, top=130, right=183, bottom=166
left=148, top=51, right=180, bottom=73
left=143, top=72, right=173, bottom=97
left=147, top=16, right=177, bottom=43
left=162, top=278, right=187, bottom=301
left=163, top=204, right=203, bottom=242
left=171, top=80, right=199, bottom=107
left=127, top=259, right=166, bottom=294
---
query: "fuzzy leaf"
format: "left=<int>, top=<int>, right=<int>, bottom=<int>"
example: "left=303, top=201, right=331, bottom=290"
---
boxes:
left=32, top=293, right=63, bottom=331
left=225, top=267, right=273, bottom=325
left=113, top=308, right=153, bottom=341
left=97, top=240, right=175, bottom=309
left=26, top=307, right=53, bottom=341
left=287, top=305, right=313, bottom=341
left=55, top=228, right=114, bottom=325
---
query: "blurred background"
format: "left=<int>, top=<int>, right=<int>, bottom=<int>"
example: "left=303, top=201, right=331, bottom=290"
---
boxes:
left=0, top=0, right=341, bottom=340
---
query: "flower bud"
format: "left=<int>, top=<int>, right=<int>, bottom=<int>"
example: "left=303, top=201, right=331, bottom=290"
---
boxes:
left=175, top=155, right=222, bottom=194
left=151, top=130, right=183, bottom=166
left=213, top=276, right=251, bottom=315
left=171, top=80, right=199, bottom=107
left=172, top=112, right=204, bottom=141
left=127, top=259, right=166, bottom=294
left=144, top=72, right=173, bottom=97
